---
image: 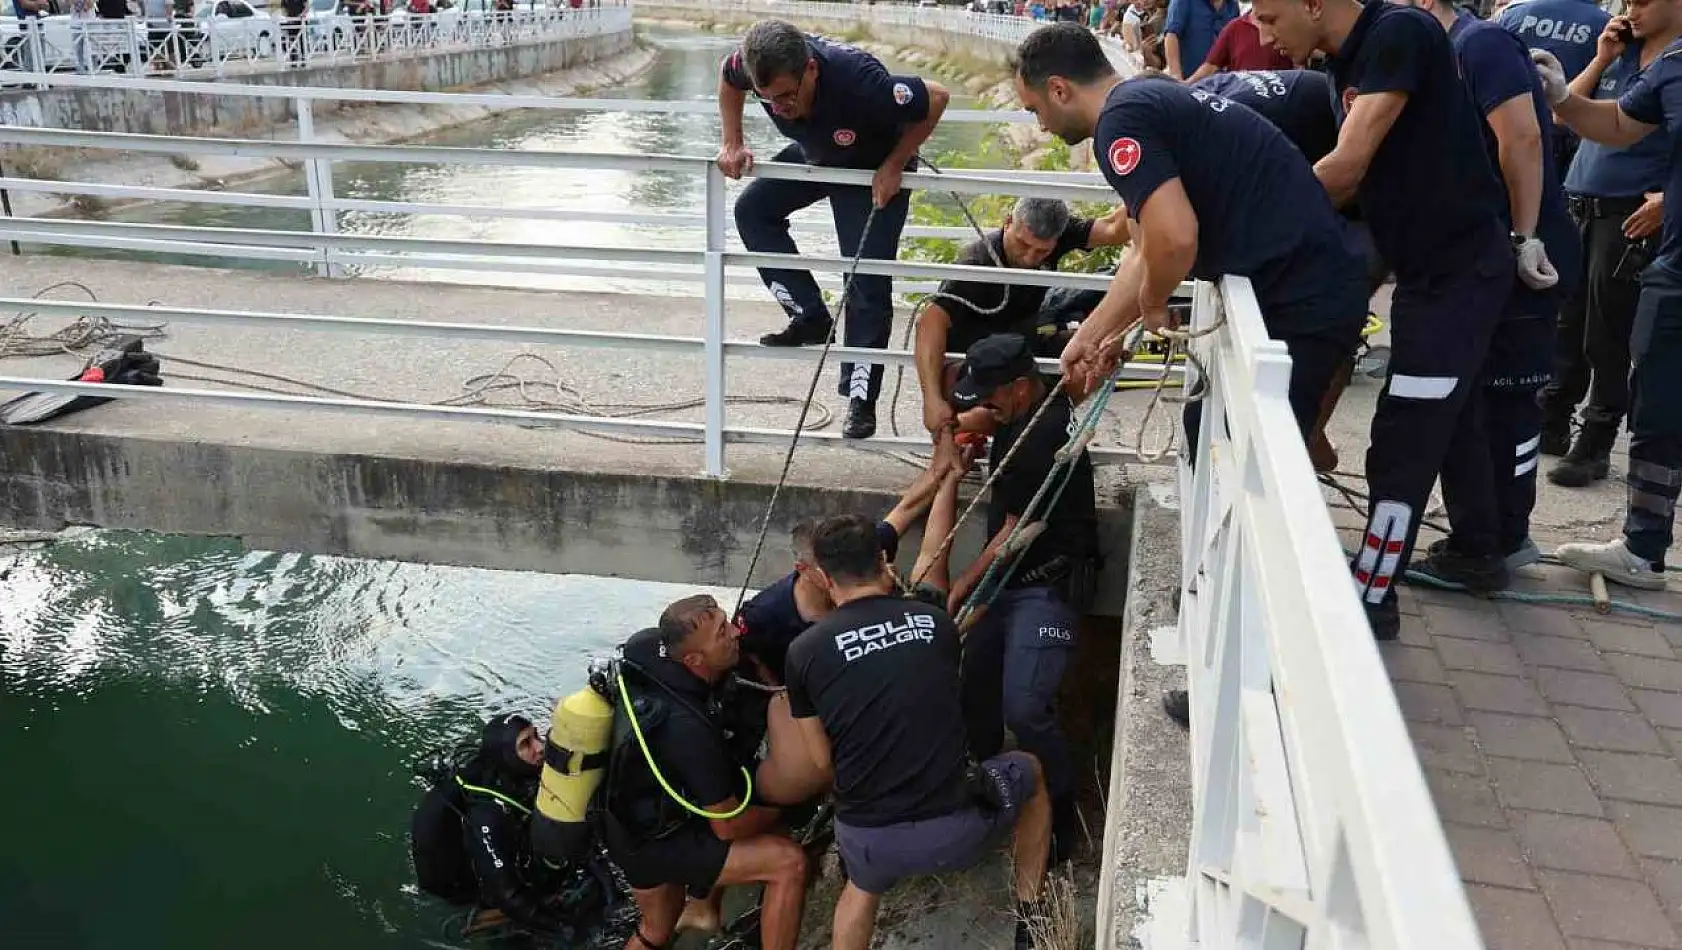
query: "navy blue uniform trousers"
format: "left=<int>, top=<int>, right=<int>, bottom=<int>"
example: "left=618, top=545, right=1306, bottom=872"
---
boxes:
left=733, top=143, right=911, bottom=403
left=960, top=585, right=1078, bottom=802
left=1623, top=267, right=1682, bottom=567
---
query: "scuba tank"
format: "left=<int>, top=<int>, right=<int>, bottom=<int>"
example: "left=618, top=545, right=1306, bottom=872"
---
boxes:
left=530, top=664, right=617, bottom=865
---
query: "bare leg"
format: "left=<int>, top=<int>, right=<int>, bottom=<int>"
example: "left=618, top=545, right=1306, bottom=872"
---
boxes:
left=675, top=890, right=722, bottom=934
left=623, top=882, right=684, bottom=950
left=756, top=691, right=833, bottom=805
left=712, top=835, right=810, bottom=950
left=1011, top=755, right=1052, bottom=902
left=831, top=881, right=883, bottom=950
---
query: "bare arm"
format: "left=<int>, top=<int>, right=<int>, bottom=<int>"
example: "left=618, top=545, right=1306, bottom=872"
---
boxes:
left=1314, top=91, right=1407, bottom=208
left=1164, top=33, right=1183, bottom=78
left=909, top=463, right=965, bottom=592
left=916, top=302, right=954, bottom=405
left=1569, top=51, right=1616, bottom=99
left=707, top=797, right=782, bottom=842
left=882, top=457, right=947, bottom=539
left=1187, top=61, right=1219, bottom=83
left=1554, top=94, right=1659, bottom=149
left=719, top=75, right=748, bottom=149
left=948, top=513, right=1017, bottom=617
left=791, top=715, right=833, bottom=777
left=1486, top=93, right=1544, bottom=236
left=1134, top=178, right=1198, bottom=316
left=1085, top=205, right=1132, bottom=248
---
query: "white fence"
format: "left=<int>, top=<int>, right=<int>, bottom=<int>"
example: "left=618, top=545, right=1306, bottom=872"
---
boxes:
left=0, top=2, right=628, bottom=80
left=1160, top=280, right=1483, bottom=949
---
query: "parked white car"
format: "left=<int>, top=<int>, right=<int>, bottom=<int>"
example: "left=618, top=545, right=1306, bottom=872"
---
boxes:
left=0, top=13, right=147, bottom=72
left=303, top=0, right=351, bottom=51
left=195, top=0, right=276, bottom=58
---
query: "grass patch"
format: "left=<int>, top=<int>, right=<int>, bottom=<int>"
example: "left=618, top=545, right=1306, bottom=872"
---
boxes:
left=66, top=193, right=111, bottom=218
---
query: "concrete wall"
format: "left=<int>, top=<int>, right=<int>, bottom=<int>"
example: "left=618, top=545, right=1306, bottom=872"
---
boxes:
left=0, top=27, right=632, bottom=137
left=0, top=426, right=1135, bottom=610
left=636, top=3, right=1017, bottom=63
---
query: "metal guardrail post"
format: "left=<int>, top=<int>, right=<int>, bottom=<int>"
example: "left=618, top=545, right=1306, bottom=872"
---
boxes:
left=703, top=161, right=728, bottom=479
left=296, top=99, right=340, bottom=278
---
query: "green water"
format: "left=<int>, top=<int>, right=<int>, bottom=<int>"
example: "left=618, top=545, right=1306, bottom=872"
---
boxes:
left=44, top=25, right=1004, bottom=296
left=0, top=531, right=733, bottom=949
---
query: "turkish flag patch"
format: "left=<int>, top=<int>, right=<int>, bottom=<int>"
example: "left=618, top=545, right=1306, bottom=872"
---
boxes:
left=1107, top=137, right=1142, bottom=176
left=833, top=128, right=856, bottom=147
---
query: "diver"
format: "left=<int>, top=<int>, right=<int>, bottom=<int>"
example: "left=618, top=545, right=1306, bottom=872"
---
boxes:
left=602, top=602, right=811, bottom=950
left=411, top=713, right=613, bottom=936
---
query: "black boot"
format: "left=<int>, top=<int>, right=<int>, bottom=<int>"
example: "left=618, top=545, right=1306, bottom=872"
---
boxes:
left=1049, top=796, right=1080, bottom=866
left=1548, top=424, right=1614, bottom=488
left=1411, top=538, right=1509, bottom=593
left=1539, top=415, right=1572, bottom=457
left=758, top=317, right=833, bottom=348
left=1365, top=599, right=1400, bottom=641
left=842, top=398, right=876, bottom=439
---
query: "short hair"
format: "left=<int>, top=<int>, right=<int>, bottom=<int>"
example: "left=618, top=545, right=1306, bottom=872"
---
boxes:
left=790, top=518, right=818, bottom=564
left=1011, top=197, right=1071, bottom=241
left=657, top=594, right=717, bottom=653
left=742, top=19, right=811, bottom=88
left=1013, top=22, right=1117, bottom=89
left=810, top=515, right=884, bottom=587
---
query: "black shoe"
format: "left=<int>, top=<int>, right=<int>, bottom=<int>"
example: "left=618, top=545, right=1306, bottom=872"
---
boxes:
left=758, top=317, right=832, bottom=348
left=842, top=398, right=876, bottom=439
left=1548, top=426, right=1614, bottom=488
left=1366, top=599, right=1400, bottom=641
left=1540, top=417, right=1572, bottom=456
left=1413, top=539, right=1509, bottom=593
left=1049, top=796, right=1080, bottom=866
left=1163, top=688, right=1189, bottom=728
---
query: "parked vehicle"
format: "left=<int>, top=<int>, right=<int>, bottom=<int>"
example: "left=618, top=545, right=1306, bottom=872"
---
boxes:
left=195, top=0, right=276, bottom=58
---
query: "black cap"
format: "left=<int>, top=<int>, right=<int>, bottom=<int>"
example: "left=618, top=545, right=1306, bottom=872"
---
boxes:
left=951, top=333, right=1037, bottom=410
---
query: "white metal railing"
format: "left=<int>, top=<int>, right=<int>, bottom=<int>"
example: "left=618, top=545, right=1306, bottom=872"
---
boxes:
left=0, top=3, right=628, bottom=81
left=638, top=0, right=1139, bottom=73
left=1143, top=280, right=1483, bottom=949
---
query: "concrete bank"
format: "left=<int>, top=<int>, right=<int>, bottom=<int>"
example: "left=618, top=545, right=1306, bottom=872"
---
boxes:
left=0, top=24, right=635, bottom=138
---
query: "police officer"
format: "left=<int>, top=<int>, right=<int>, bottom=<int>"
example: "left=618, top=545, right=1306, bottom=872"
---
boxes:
left=717, top=19, right=951, bottom=440
left=1534, top=33, right=1682, bottom=590
left=1498, top=0, right=1609, bottom=175
left=1540, top=2, right=1677, bottom=487
left=1011, top=26, right=1368, bottom=444
left=944, top=332, right=1097, bottom=863
left=1395, top=0, right=1580, bottom=583
left=601, top=601, right=810, bottom=950
left=1250, top=0, right=1526, bottom=637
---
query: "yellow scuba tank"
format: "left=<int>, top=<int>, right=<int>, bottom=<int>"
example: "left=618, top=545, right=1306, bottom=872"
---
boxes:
left=530, top=685, right=615, bottom=863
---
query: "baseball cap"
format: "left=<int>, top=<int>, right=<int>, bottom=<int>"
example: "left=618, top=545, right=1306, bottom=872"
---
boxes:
left=951, top=333, right=1038, bottom=410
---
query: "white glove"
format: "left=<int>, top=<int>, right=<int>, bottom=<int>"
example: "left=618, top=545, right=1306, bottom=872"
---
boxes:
left=1515, top=235, right=1560, bottom=290
left=1530, top=49, right=1570, bottom=107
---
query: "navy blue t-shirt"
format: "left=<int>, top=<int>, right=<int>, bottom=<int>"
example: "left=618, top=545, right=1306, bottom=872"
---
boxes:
left=1094, top=75, right=1356, bottom=334
left=1450, top=13, right=1581, bottom=303
left=1617, top=39, right=1682, bottom=278
left=1190, top=69, right=1338, bottom=163
left=1566, top=43, right=1675, bottom=199
left=721, top=36, right=931, bottom=171
left=734, top=520, right=900, bottom=677
left=1328, top=1, right=1507, bottom=280
left=1497, top=0, right=1610, bottom=81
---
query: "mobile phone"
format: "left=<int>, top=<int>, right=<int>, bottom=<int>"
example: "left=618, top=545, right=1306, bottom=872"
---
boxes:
left=1613, top=20, right=1635, bottom=42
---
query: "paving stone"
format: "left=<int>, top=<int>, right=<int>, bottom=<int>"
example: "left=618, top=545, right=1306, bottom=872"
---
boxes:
left=1539, top=871, right=1680, bottom=947
left=1396, top=585, right=1423, bottom=617
left=1557, top=707, right=1669, bottom=754
left=1456, top=672, right=1551, bottom=717
left=1608, top=655, right=1682, bottom=694
left=1409, top=721, right=1483, bottom=774
left=1471, top=712, right=1575, bottom=763
left=1539, top=668, right=1639, bottom=711
left=1395, top=681, right=1466, bottom=726
left=1397, top=613, right=1433, bottom=647
left=1635, top=690, right=1682, bottom=729
left=1566, top=939, right=1676, bottom=950
left=1667, top=730, right=1682, bottom=761
left=1515, top=812, right=1642, bottom=878
left=1610, top=802, right=1682, bottom=862
left=1467, top=883, right=1566, bottom=950
left=1645, top=859, right=1682, bottom=933
left=1440, top=637, right=1527, bottom=676
left=1501, top=602, right=1591, bottom=639
left=1424, top=600, right=1513, bottom=642
left=1382, top=643, right=1448, bottom=684
left=1488, top=758, right=1606, bottom=816
left=1578, top=751, right=1682, bottom=807
left=1519, top=635, right=1612, bottom=672
left=1585, top=619, right=1679, bottom=660
left=1427, top=767, right=1509, bottom=828
left=1448, top=822, right=1534, bottom=889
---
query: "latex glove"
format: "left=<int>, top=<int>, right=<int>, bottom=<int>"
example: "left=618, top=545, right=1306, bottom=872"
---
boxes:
left=1515, top=235, right=1560, bottom=290
left=1530, top=49, right=1570, bottom=107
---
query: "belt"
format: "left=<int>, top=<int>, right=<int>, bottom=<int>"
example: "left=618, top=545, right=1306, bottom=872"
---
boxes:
left=1567, top=193, right=1646, bottom=221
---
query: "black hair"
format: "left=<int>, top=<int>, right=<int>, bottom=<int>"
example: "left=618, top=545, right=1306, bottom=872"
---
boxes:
left=742, top=19, right=811, bottom=88
left=790, top=518, right=818, bottom=562
left=810, top=515, right=885, bottom=586
left=1012, top=22, right=1117, bottom=89
left=657, top=594, right=717, bottom=653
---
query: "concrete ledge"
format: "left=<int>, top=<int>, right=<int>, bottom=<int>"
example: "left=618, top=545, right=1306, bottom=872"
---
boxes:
left=0, top=28, right=633, bottom=137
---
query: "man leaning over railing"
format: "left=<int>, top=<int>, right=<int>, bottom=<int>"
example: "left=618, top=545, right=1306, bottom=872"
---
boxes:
left=716, top=18, right=951, bottom=442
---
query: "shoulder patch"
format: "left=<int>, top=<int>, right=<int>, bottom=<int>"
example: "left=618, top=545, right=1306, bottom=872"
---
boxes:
left=1107, top=137, right=1143, bottom=176
left=893, top=81, right=913, bottom=105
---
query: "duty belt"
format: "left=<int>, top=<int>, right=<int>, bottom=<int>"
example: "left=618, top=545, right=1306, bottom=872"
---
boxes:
left=1568, top=193, right=1646, bottom=221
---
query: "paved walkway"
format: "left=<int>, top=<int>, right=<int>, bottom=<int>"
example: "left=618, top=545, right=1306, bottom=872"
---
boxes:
left=1327, top=502, right=1682, bottom=948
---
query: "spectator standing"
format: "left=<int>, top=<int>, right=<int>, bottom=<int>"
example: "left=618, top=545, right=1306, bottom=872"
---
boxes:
left=1499, top=0, right=1611, bottom=175
left=1541, top=3, right=1677, bottom=487
left=69, top=0, right=94, bottom=73
left=12, top=0, right=48, bottom=74
left=281, top=0, right=306, bottom=65
left=1187, top=11, right=1296, bottom=81
left=96, top=0, right=128, bottom=18
left=1162, top=0, right=1239, bottom=79
left=142, top=0, right=173, bottom=71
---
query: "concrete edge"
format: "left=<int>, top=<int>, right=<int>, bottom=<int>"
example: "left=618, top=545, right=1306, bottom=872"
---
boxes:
left=1095, top=468, right=1191, bottom=950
